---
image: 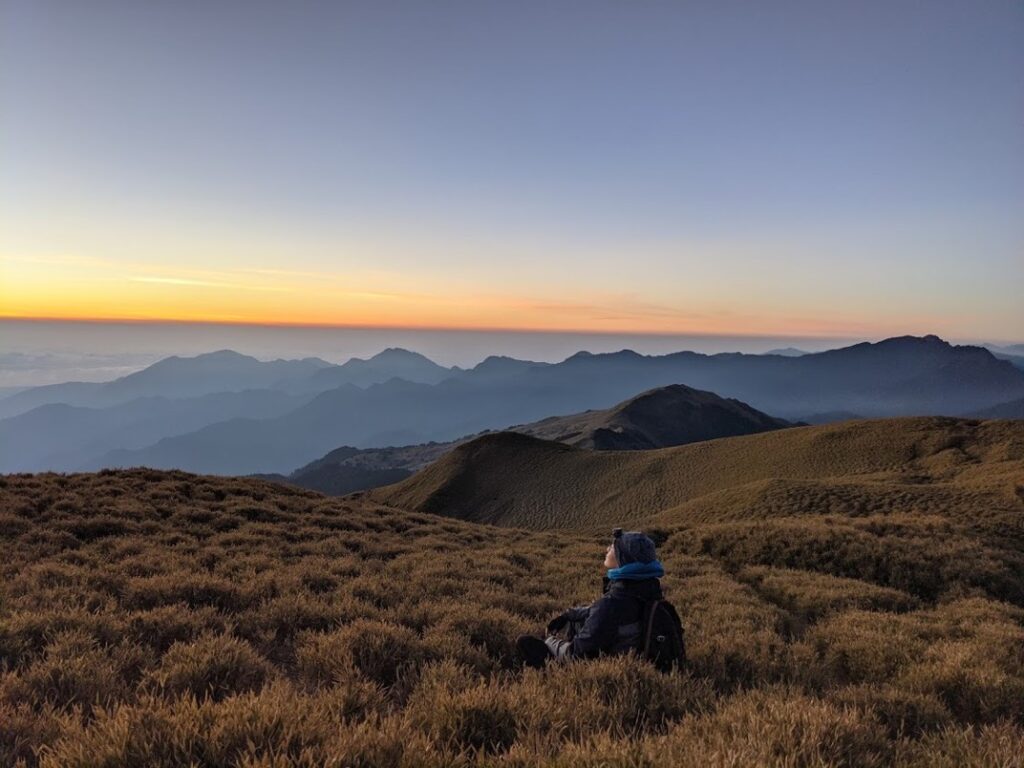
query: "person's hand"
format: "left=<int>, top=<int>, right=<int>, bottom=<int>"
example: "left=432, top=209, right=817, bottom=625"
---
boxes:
left=547, top=612, right=569, bottom=633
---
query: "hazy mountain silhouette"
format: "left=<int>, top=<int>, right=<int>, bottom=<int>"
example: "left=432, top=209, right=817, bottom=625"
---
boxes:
left=986, top=342, right=1024, bottom=355
left=0, top=349, right=463, bottom=470
left=458, top=355, right=549, bottom=380
left=0, top=351, right=331, bottom=419
left=88, top=335, right=1024, bottom=475
left=992, top=353, right=1024, bottom=371
left=763, top=347, right=808, bottom=356
left=288, top=348, right=457, bottom=392
left=967, top=397, right=1024, bottom=420
left=0, top=389, right=313, bottom=473
left=0, top=348, right=457, bottom=421
left=261, top=384, right=791, bottom=495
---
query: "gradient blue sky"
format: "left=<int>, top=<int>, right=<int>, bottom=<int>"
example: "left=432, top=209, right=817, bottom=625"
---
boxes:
left=2, top=1, right=1022, bottom=339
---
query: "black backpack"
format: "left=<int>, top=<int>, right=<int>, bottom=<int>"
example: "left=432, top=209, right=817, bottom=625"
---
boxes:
left=639, top=599, right=686, bottom=672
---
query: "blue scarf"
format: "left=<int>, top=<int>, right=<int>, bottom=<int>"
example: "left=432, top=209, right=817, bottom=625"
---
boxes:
left=607, top=560, right=665, bottom=581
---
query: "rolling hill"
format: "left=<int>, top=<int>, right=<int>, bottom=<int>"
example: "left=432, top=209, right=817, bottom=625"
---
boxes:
left=371, top=416, right=1024, bottom=531
left=271, top=384, right=793, bottom=495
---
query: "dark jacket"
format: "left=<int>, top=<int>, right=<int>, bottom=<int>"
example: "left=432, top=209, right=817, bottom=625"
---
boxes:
left=546, top=577, right=663, bottom=659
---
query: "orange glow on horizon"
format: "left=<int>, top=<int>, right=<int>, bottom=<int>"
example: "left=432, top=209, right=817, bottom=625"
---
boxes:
left=0, top=307, right=950, bottom=341
left=0, top=252, right=972, bottom=341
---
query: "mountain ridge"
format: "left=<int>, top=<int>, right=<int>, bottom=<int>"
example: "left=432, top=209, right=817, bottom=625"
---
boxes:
left=10, top=335, right=1024, bottom=476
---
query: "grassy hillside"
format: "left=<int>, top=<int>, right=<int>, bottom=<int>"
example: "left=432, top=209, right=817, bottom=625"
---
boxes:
left=371, top=417, right=1024, bottom=530
left=2, top=461, right=1023, bottom=766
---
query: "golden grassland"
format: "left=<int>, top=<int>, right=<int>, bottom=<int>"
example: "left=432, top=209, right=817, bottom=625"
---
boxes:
left=372, top=417, right=1024, bottom=529
left=1, top=416, right=1023, bottom=766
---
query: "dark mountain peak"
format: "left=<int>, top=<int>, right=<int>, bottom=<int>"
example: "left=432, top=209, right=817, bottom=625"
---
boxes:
left=605, top=349, right=643, bottom=359
left=877, top=334, right=949, bottom=349
left=200, top=349, right=253, bottom=359
left=812, top=335, right=957, bottom=360
left=512, top=383, right=791, bottom=451
left=139, top=349, right=258, bottom=372
left=566, top=349, right=642, bottom=363
left=335, top=347, right=447, bottom=372
left=471, top=355, right=538, bottom=373
left=615, top=383, right=702, bottom=407
left=315, top=445, right=362, bottom=463
left=370, top=347, right=436, bottom=363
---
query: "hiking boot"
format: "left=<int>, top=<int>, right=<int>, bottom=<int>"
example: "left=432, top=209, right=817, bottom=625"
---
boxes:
left=516, top=635, right=552, bottom=669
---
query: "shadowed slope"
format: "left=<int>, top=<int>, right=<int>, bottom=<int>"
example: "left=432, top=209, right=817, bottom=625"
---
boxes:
left=372, top=417, right=1024, bottom=530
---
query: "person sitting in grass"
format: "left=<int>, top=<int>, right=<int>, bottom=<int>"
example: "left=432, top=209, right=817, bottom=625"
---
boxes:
left=517, top=528, right=668, bottom=668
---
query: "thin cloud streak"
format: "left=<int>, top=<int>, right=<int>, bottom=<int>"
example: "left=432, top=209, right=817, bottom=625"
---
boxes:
left=127, top=276, right=288, bottom=292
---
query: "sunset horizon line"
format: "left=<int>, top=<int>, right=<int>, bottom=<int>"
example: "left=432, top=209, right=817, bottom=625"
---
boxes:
left=2, top=313, right=1016, bottom=347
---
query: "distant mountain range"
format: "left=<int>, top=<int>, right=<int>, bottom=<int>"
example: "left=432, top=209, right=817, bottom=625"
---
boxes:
left=0, top=389, right=312, bottom=474
left=0, top=348, right=456, bottom=420
left=986, top=343, right=1024, bottom=356
left=261, top=384, right=793, bottom=495
left=0, top=348, right=461, bottom=473
left=2, top=334, right=1023, bottom=476
left=288, top=348, right=457, bottom=392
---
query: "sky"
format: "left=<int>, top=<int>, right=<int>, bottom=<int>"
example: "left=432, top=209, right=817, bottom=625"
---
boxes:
left=1, top=0, right=1022, bottom=341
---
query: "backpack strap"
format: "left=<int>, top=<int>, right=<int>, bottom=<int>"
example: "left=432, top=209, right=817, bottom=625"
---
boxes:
left=642, top=599, right=663, bottom=657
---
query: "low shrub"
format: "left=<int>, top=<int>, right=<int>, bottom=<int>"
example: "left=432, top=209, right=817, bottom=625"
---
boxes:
left=309, top=620, right=434, bottom=689
left=892, top=722, right=1024, bottom=767
left=407, top=666, right=518, bottom=755
left=832, top=684, right=953, bottom=738
left=898, top=640, right=1024, bottom=723
left=147, top=634, right=273, bottom=701
left=0, top=630, right=146, bottom=714
left=647, top=687, right=892, bottom=768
